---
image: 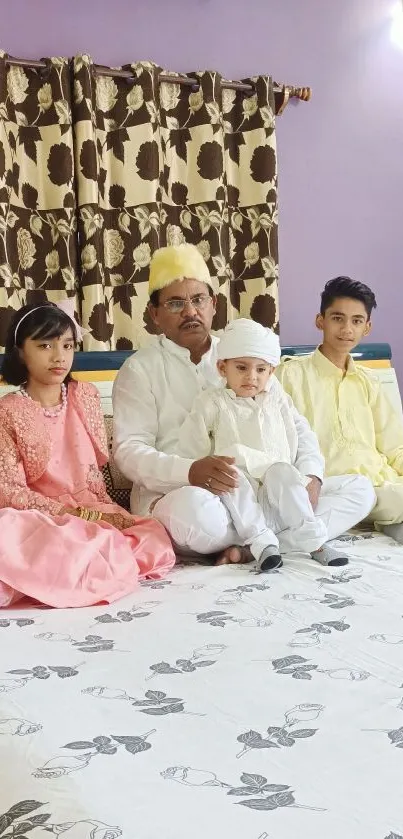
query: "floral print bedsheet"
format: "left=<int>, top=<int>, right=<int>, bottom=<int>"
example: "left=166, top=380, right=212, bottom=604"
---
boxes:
left=1, top=530, right=402, bottom=839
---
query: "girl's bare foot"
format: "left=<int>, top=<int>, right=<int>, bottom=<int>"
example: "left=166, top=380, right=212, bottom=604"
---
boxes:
left=215, top=545, right=253, bottom=566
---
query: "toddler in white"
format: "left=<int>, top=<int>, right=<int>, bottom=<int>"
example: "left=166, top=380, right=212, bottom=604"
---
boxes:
left=177, top=319, right=351, bottom=571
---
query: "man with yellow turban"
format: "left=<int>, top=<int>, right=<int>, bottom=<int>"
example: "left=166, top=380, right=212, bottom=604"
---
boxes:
left=112, top=244, right=375, bottom=564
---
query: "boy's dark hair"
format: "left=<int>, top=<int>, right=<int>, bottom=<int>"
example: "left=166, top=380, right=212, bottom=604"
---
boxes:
left=148, top=285, right=214, bottom=308
left=320, top=276, right=377, bottom=319
left=1, top=303, right=77, bottom=386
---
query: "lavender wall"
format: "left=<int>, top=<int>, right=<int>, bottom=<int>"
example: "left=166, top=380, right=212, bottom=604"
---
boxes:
left=3, top=0, right=403, bottom=373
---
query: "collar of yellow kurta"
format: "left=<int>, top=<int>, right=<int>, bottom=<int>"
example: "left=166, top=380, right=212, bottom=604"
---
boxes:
left=312, top=346, right=357, bottom=378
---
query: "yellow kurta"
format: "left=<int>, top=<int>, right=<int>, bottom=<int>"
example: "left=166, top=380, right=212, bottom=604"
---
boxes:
left=276, top=348, right=403, bottom=525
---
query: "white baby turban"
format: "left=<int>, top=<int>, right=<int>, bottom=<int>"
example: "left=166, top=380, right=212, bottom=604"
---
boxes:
left=217, top=318, right=281, bottom=367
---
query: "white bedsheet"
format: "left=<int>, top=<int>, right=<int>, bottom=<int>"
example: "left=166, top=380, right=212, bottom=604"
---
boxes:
left=1, top=530, right=403, bottom=839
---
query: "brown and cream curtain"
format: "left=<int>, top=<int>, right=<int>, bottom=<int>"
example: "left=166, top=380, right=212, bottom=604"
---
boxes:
left=0, top=51, right=79, bottom=347
left=0, top=52, right=279, bottom=351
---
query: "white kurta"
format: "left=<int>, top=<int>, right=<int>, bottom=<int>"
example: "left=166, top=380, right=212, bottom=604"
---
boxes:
left=176, top=378, right=328, bottom=558
left=177, top=376, right=320, bottom=484
left=112, top=335, right=221, bottom=514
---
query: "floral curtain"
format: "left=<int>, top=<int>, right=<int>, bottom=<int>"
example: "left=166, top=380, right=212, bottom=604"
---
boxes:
left=0, top=52, right=279, bottom=351
left=0, top=52, right=79, bottom=348
left=73, top=58, right=278, bottom=350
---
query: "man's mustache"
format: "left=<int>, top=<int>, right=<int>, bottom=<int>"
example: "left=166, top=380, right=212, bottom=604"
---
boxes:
left=180, top=318, right=202, bottom=327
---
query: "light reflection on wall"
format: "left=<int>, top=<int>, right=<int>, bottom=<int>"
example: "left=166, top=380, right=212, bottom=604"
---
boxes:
left=391, top=1, right=403, bottom=47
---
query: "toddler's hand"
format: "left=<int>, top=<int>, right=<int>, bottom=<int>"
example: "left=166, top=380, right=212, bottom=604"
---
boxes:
left=306, top=476, right=321, bottom=510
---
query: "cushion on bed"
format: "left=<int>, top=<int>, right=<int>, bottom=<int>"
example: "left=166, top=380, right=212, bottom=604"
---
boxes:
left=102, top=415, right=131, bottom=510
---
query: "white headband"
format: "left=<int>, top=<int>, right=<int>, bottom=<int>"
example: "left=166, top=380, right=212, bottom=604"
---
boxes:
left=14, top=300, right=87, bottom=344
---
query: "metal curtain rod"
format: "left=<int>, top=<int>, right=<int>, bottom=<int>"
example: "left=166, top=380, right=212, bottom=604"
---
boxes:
left=5, top=56, right=312, bottom=102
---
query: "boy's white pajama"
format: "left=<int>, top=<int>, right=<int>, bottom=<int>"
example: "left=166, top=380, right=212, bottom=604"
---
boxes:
left=222, top=463, right=375, bottom=558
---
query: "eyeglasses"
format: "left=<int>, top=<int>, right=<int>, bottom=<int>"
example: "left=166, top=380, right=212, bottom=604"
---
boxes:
left=161, top=294, right=212, bottom=314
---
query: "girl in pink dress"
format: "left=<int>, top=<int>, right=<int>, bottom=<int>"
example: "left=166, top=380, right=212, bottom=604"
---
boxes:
left=0, top=301, right=175, bottom=608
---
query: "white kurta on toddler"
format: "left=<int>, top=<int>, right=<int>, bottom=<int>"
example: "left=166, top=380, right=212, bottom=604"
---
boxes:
left=176, top=376, right=375, bottom=558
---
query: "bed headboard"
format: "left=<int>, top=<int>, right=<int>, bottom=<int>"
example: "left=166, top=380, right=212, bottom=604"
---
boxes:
left=71, top=340, right=393, bottom=376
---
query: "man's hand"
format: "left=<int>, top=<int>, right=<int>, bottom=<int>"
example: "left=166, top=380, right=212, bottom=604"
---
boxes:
left=306, top=475, right=322, bottom=511
left=189, top=456, right=238, bottom=495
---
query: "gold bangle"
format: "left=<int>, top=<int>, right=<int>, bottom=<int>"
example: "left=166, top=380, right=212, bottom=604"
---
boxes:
left=76, top=507, right=103, bottom=522
left=87, top=509, right=103, bottom=522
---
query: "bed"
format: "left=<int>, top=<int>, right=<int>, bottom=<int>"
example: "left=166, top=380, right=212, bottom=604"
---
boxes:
left=0, top=343, right=402, bottom=838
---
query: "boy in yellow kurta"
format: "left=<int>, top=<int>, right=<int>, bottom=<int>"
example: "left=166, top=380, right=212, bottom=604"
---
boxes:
left=276, top=276, right=403, bottom=541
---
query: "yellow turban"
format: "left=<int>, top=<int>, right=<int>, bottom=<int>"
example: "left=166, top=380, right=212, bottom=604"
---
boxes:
left=149, top=244, right=214, bottom=295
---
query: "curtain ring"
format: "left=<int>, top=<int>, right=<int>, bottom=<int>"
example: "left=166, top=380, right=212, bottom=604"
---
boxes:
left=38, top=57, right=52, bottom=80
